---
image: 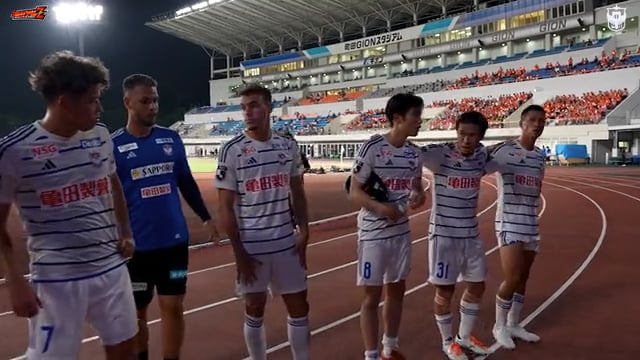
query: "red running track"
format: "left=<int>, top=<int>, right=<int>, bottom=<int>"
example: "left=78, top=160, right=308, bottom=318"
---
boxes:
left=0, top=167, right=638, bottom=359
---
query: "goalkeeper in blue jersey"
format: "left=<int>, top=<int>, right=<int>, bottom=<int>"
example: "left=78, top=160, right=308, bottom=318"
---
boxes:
left=111, top=74, right=218, bottom=360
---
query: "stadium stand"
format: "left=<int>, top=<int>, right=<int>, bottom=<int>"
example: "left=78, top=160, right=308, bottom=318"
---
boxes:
left=173, top=50, right=639, bottom=138
left=542, top=89, right=629, bottom=126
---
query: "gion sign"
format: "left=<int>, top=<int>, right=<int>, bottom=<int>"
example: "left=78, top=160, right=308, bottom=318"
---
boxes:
left=343, top=31, right=404, bottom=51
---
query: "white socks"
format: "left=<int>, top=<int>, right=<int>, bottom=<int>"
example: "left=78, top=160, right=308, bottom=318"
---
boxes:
left=458, top=299, right=480, bottom=340
left=287, top=316, right=310, bottom=360
left=244, top=314, right=266, bottom=360
left=508, top=292, right=525, bottom=327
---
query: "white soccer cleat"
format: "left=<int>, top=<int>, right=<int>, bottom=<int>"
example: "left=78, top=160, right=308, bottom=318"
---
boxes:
left=508, top=325, right=540, bottom=343
left=492, top=325, right=516, bottom=350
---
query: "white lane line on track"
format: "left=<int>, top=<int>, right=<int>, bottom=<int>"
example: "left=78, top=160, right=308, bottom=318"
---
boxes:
left=1, top=179, right=435, bottom=321
left=12, top=181, right=491, bottom=352
left=546, top=176, right=640, bottom=202
left=0, top=179, right=434, bottom=285
left=6, top=178, right=495, bottom=358
left=252, top=189, right=548, bottom=359
left=479, top=180, right=607, bottom=358
left=553, top=174, right=640, bottom=189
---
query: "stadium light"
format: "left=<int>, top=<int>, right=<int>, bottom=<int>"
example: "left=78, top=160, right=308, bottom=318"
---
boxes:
left=53, top=3, right=103, bottom=24
left=51, top=3, right=103, bottom=56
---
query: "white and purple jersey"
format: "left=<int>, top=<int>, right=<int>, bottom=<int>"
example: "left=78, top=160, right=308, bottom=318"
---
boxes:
left=214, top=133, right=304, bottom=256
left=351, top=134, right=423, bottom=241
left=420, top=143, right=489, bottom=239
left=487, top=140, right=545, bottom=242
left=0, top=121, right=125, bottom=283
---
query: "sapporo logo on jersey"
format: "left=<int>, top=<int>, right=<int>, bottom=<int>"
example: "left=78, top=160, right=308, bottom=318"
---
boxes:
left=130, top=162, right=174, bottom=180
left=10, top=6, right=47, bottom=20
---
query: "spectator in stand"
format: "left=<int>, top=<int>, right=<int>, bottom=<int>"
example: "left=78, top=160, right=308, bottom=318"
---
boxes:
left=543, top=89, right=628, bottom=125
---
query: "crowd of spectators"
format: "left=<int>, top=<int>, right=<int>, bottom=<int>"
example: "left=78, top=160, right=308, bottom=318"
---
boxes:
left=543, top=89, right=628, bottom=126
left=428, top=92, right=532, bottom=130
left=343, top=109, right=386, bottom=131
left=444, top=49, right=640, bottom=91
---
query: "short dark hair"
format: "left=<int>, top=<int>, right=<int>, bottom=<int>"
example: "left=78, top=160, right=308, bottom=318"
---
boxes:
left=521, top=104, right=545, bottom=119
left=385, top=93, right=424, bottom=125
left=520, top=104, right=545, bottom=126
left=122, top=73, right=157, bottom=93
left=456, top=111, right=489, bottom=138
left=29, top=50, right=109, bottom=102
left=239, top=83, right=272, bottom=104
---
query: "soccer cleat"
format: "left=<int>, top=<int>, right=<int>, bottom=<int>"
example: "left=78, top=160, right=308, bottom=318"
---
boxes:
left=379, top=349, right=406, bottom=360
left=492, top=325, right=516, bottom=350
left=443, top=342, right=468, bottom=360
left=456, top=334, right=490, bottom=355
left=508, top=325, right=540, bottom=343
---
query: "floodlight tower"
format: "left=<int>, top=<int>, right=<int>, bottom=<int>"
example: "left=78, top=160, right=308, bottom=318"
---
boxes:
left=52, top=3, right=104, bottom=56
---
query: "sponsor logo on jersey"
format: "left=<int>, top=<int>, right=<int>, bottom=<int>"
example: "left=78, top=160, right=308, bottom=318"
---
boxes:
left=241, top=146, right=256, bottom=156
left=80, top=137, right=102, bottom=149
left=89, top=151, right=102, bottom=167
left=140, top=183, right=172, bottom=198
left=216, top=165, right=227, bottom=180
left=447, top=176, right=481, bottom=189
left=515, top=174, right=541, bottom=188
left=130, top=162, right=174, bottom=180
left=244, top=173, right=289, bottom=192
left=38, top=176, right=110, bottom=208
left=277, top=153, right=288, bottom=164
left=384, top=178, right=412, bottom=191
left=155, top=137, right=174, bottom=144
left=117, top=142, right=138, bottom=153
left=32, top=143, right=59, bottom=160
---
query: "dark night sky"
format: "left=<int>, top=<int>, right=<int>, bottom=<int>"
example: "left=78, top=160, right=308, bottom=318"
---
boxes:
left=1, top=0, right=214, bottom=129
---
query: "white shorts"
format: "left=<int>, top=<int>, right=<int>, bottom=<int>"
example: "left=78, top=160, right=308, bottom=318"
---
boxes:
left=357, top=235, right=412, bottom=286
left=497, top=231, right=540, bottom=252
left=25, top=265, right=138, bottom=359
left=235, top=247, right=307, bottom=296
left=428, top=236, right=487, bottom=286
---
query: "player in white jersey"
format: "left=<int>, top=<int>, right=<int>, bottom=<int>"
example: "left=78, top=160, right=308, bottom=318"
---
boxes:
left=420, top=111, right=492, bottom=360
left=214, top=84, right=310, bottom=360
left=0, top=51, right=137, bottom=359
left=486, top=104, right=546, bottom=349
left=347, top=93, right=426, bottom=360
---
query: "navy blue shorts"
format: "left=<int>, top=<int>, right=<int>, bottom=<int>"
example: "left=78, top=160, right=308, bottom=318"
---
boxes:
left=126, top=242, right=189, bottom=309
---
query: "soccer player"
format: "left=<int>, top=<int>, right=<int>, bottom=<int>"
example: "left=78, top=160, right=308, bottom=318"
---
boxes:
left=0, top=51, right=137, bottom=359
left=348, top=93, right=426, bottom=360
left=420, top=111, right=491, bottom=360
left=214, top=84, right=310, bottom=360
left=487, top=105, right=546, bottom=349
left=111, top=74, right=218, bottom=360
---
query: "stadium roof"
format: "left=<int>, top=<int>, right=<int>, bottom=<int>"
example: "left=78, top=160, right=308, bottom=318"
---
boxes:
left=146, top=0, right=481, bottom=57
